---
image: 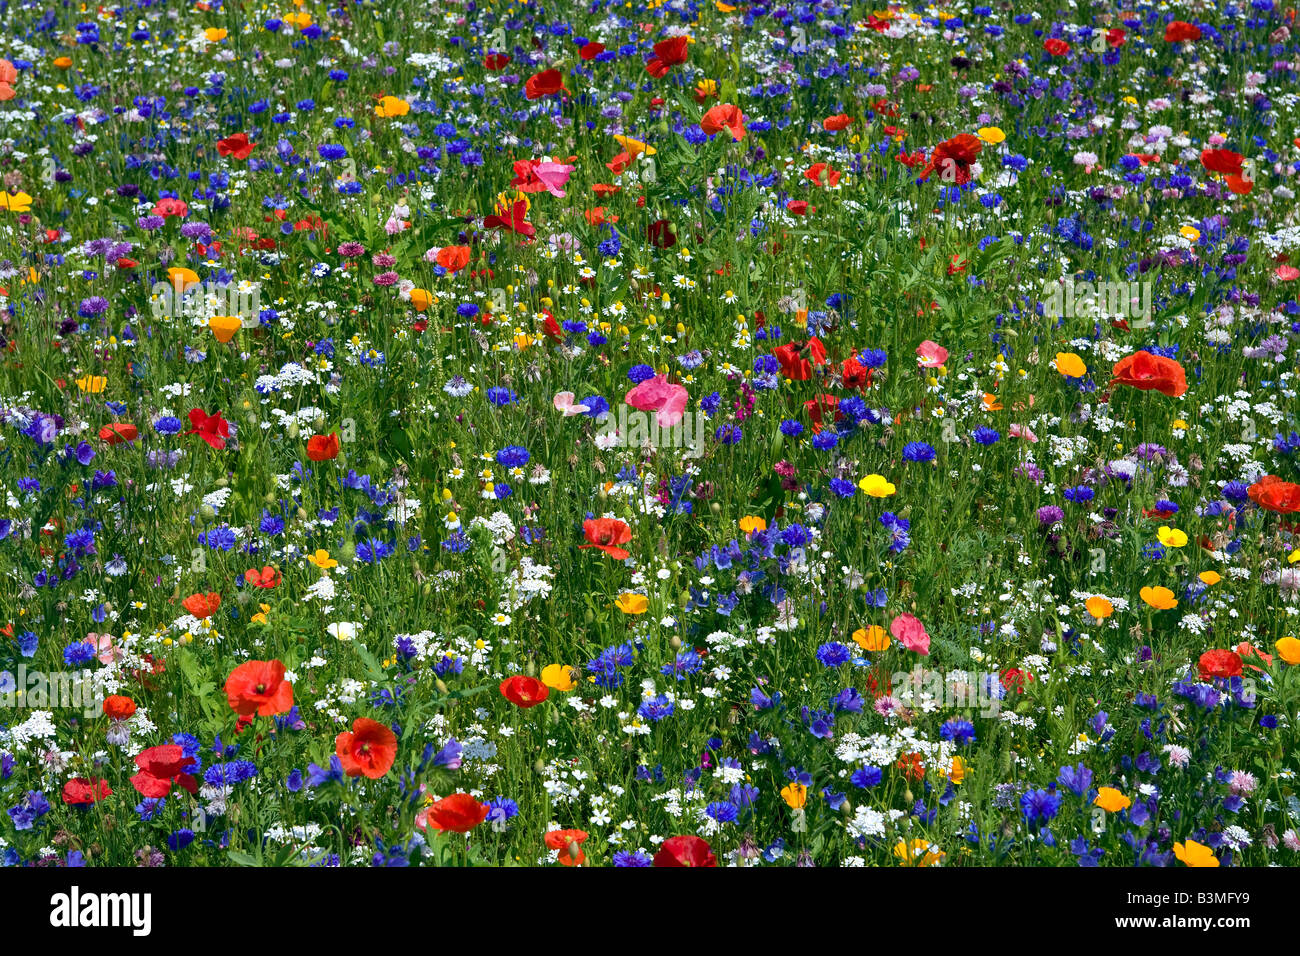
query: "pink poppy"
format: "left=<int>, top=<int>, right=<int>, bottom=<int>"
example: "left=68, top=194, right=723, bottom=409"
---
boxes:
left=916, top=340, right=948, bottom=368
left=511, top=159, right=576, bottom=198
left=1009, top=424, right=1038, bottom=443
left=84, top=632, right=124, bottom=665
left=553, top=391, right=590, bottom=416
left=624, top=374, right=690, bottom=428
left=890, top=613, right=931, bottom=655
left=1276, top=264, right=1300, bottom=281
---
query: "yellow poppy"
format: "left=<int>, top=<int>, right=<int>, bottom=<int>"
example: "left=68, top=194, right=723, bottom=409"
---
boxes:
left=1198, top=570, right=1221, bottom=585
left=75, top=374, right=107, bottom=394
left=1156, top=526, right=1187, bottom=548
left=852, top=625, right=890, bottom=652
left=739, top=515, right=767, bottom=535
left=977, top=126, right=1005, bottom=144
left=1173, top=840, right=1219, bottom=867
left=1093, top=787, right=1131, bottom=813
left=306, top=549, right=338, bottom=569
left=204, top=27, right=228, bottom=42
left=167, top=266, right=200, bottom=294
left=858, top=474, right=896, bottom=497
left=409, top=289, right=432, bottom=312
left=780, top=782, right=807, bottom=809
left=541, top=664, right=578, bottom=692
left=0, top=191, right=34, bottom=213
left=209, top=315, right=242, bottom=343
left=612, top=134, right=656, bottom=158
left=893, top=838, right=945, bottom=867
left=615, top=593, right=648, bottom=615
left=1085, top=596, right=1113, bottom=619
left=1055, top=352, right=1086, bottom=378
left=1139, top=586, right=1177, bottom=610
left=375, top=95, right=410, bottom=118
left=1275, top=636, right=1300, bottom=666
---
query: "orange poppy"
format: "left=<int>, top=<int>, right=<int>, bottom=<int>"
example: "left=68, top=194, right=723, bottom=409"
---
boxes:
left=580, top=518, right=632, bottom=559
left=224, top=659, right=294, bottom=717
left=335, top=717, right=398, bottom=779
left=182, top=592, right=221, bottom=619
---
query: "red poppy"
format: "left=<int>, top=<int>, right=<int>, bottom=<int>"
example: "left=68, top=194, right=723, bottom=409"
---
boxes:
left=700, top=103, right=746, bottom=141
left=500, top=675, right=550, bottom=708
left=98, top=423, right=139, bottom=445
left=1043, top=38, right=1070, bottom=56
left=436, top=245, right=471, bottom=273
left=483, top=52, right=512, bottom=70
left=244, top=566, right=282, bottom=589
left=804, top=394, right=840, bottom=433
left=580, top=517, right=633, bottom=560
left=182, top=591, right=221, bottom=619
left=186, top=408, right=230, bottom=449
left=306, top=432, right=340, bottom=461
left=1110, top=351, right=1187, bottom=398
left=1000, top=668, right=1034, bottom=694
left=62, top=777, right=113, bottom=806
left=652, top=835, right=717, bottom=867
left=130, top=744, right=199, bottom=798
left=772, top=338, right=828, bottom=381
left=153, top=197, right=188, bottom=218
left=102, top=694, right=137, bottom=720
left=225, top=659, right=294, bottom=716
left=545, top=828, right=589, bottom=866
left=524, top=68, right=568, bottom=100
left=841, top=355, right=869, bottom=390
left=822, top=113, right=853, bottom=131
left=1107, top=27, right=1127, bottom=47
left=423, top=792, right=489, bottom=833
left=217, top=133, right=256, bottom=160
left=1247, top=475, right=1300, bottom=514
left=1200, top=149, right=1244, bottom=177
left=1165, top=20, right=1202, bottom=43
left=579, top=41, right=606, bottom=60
left=1198, top=649, right=1243, bottom=681
left=483, top=199, right=535, bottom=237
left=786, top=199, right=812, bottom=216
left=647, top=218, right=676, bottom=248
left=335, top=717, right=398, bottom=779
left=646, top=36, right=689, bottom=77
left=804, top=162, right=841, bottom=187
left=919, top=133, right=983, bottom=185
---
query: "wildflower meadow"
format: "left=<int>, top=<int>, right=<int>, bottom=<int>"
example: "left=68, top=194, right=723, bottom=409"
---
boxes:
left=2, top=0, right=1300, bottom=879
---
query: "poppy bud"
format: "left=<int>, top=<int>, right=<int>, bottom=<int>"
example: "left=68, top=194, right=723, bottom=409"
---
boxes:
left=584, top=609, right=595, bottom=625
left=264, top=492, right=277, bottom=504
left=525, top=660, right=536, bottom=677
left=422, top=583, right=432, bottom=596
left=200, top=504, right=216, bottom=518
left=568, top=841, right=582, bottom=861
left=671, top=636, right=682, bottom=649
left=287, top=422, right=299, bottom=438
left=534, top=758, right=547, bottom=774
left=435, top=679, right=449, bottom=694
left=215, top=477, right=229, bottom=487
left=904, top=789, right=914, bottom=804
left=362, top=604, right=373, bottom=617
left=710, top=502, right=721, bottom=515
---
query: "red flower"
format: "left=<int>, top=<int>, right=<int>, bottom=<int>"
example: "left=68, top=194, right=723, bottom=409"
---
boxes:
left=1247, top=475, right=1300, bottom=514
left=579, top=42, right=606, bottom=60
left=335, top=717, right=398, bottom=779
left=772, top=338, right=828, bottom=381
left=244, top=565, right=281, bottom=589
left=786, top=199, right=812, bottom=216
left=217, top=133, right=256, bottom=160
left=841, top=355, right=869, bottom=390
left=822, top=113, right=853, bottom=131
left=186, top=408, right=230, bottom=449
left=700, top=103, right=746, bottom=141
left=1165, top=20, right=1202, bottom=43
left=646, top=36, right=689, bottom=77
left=62, top=777, right=113, bottom=806
left=1198, top=649, right=1243, bottom=681
left=500, top=675, right=550, bottom=708
left=647, top=219, right=676, bottom=249
left=153, top=197, right=188, bottom=218
left=1110, top=351, right=1187, bottom=398
left=98, top=423, right=139, bottom=445
left=423, top=792, right=489, bottom=833
left=306, top=432, right=340, bottom=461
left=102, top=694, right=137, bottom=720
left=653, top=835, right=717, bottom=867
left=1200, top=149, right=1244, bottom=177
left=580, top=517, right=632, bottom=560
left=225, top=659, right=294, bottom=716
left=130, top=744, right=198, bottom=798
left=1107, top=27, right=1127, bottom=47
left=545, top=828, right=589, bottom=866
left=483, top=199, right=535, bottom=238
left=804, top=394, right=840, bottom=434
left=919, top=133, right=983, bottom=185
left=182, top=591, right=221, bottom=619
left=1043, top=38, right=1070, bottom=56
left=804, top=162, right=841, bottom=187
left=524, top=68, right=568, bottom=100
left=483, top=52, right=511, bottom=70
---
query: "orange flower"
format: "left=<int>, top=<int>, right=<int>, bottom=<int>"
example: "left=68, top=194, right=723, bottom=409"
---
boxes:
left=102, top=695, right=137, bottom=720
left=244, top=566, right=282, bottom=589
left=579, top=517, right=632, bottom=559
left=306, top=432, right=340, bottom=461
left=182, top=591, right=221, bottom=619
left=335, top=717, right=398, bottom=779
left=544, top=828, right=590, bottom=866
left=1111, top=351, right=1188, bottom=398
left=436, top=245, right=471, bottom=273
left=224, top=659, right=294, bottom=717
left=423, top=792, right=489, bottom=832
left=700, top=103, right=746, bottom=141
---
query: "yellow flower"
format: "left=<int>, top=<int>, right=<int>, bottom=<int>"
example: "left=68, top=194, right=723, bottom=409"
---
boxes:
left=613, top=134, right=657, bottom=158
left=209, top=315, right=242, bottom=343
left=75, top=374, right=107, bottom=394
left=858, top=474, right=896, bottom=497
left=1085, top=596, right=1113, bottom=619
left=375, top=95, right=410, bottom=118
left=0, top=191, right=33, bottom=213
left=739, top=515, right=767, bottom=535
left=1171, top=419, right=1189, bottom=431
left=540, top=664, right=578, bottom=692
left=1198, top=570, right=1221, bottom=585
left=1139, top=586, right=1177, bottom=610
left=307, top=549, right=338, bottom=569
left=946, top=756, right=968, bottom=784
left=204, top=27, right=228, bottom=42
left=167, top=266, right=200, bottom=294
left=1289, top=548, right=1300, bottom=564
left=1156, top=526, right=1187, bottom=548
left=251, top=603, right=271, bottom=625
left=780, top=782, right=807, bottom=809
left=1173, top=839, right=1219, bottom=867
left=852, top=625, right=890, bottom=652
left=409, top=289, right=432, bottom=312
left=1093, top=787, right=1131, bottom=813
left=615, top=593, right=648, bottom=615
left=1179, top=225, right=1201, bottom=242
left=1055, top=352, right=1086, bottom=378
left=1275, top=636, right=1300, bottom=666
left=893, top=838, right=945, bottom=867
left=977, top=126, right=1006, bottom=144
